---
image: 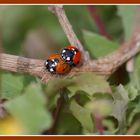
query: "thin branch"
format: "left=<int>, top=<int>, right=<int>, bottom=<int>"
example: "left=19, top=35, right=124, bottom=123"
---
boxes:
left=0, top=53, right=52, bottom=83
left=0, top=6, right=140, bottom=83
left=88, top=30, right=140, bottom=74
left=126, top=59, right=134, bottom=72
left=126, top=6, right=140, bottom=73
left=48, top=5, right=90, bottom=63
left=0, top=53, right=44, bottom=77
left=0, top=30, right=140, bottom=83
left=88, top=5, right=112, bottom=40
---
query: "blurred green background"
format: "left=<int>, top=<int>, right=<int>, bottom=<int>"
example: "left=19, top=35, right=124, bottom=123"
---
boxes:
left=1, top=5, right=122, bottom=57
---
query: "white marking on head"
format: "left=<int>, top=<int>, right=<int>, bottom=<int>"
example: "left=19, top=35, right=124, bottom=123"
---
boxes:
left=45, top=61, right=48, bottom=65
left=54, top=62, right=57, bottom=65
left=74, top=51, right=77, bottom=54
left=50, top=68, right=54, bottom=72
left=52, top=64, right=55, bottom=67
left=67, top=57, right=70, bottom=61
left=62, top=50, right=66, bottom=53
left=62, top=55, right=66, bottom=59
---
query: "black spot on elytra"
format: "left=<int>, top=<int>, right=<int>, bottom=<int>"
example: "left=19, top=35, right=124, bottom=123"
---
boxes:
left=62, top=68, right=65, bottom=71
left=77, top=61, right=79, bottom=64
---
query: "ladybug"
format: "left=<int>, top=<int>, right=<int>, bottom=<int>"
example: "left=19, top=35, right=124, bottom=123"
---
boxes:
left=44, top=54, right=71, bottom=74
left=60, top=46, right=81, bottom=66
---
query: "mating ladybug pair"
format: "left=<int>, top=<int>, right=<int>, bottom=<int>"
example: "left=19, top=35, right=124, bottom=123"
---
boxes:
left=44, top=46, right=81, bottom=74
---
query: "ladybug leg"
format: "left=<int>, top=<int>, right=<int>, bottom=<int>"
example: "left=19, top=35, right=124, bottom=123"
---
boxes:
left=41, top=72, right=54, bottom=83
left=41, top=64, right=52, bottom=83
left=69, top=61, right=76, bottom=67
left=40, top=67, right=47, bottom=83
left=41, top=75, right=46, bottom=83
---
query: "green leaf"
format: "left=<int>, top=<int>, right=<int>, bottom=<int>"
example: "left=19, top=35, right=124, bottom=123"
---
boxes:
left=127, top=98, right=140, bottom=125
left=71, top=91, right=91, bottom=106
left=117, top=5, right=136, bottom=40
left=83, top=30, right=118, bottom=58
left=5, top=83, right=52, bottom=135
left=1, top=73, right=24, bottom=99
left=129, top=55, right=140, bottom=91
left=56, top=111, right=82, bottom=135
left=111, top=85, right=129, bottom=134
left=126, top=84, right=138, bottom=101
left=68, top=72, right=111, bottom=97
left=86, top=99, right=112, bottom=117
left=103, top=117, right=118, bottom=135
left=45, top=77, right=74, bottom=109
left=46, top=77, right=74, bottom=97
left=128, top=106, right=140, bottom=126
left=69, top=100, right=93, bottom=133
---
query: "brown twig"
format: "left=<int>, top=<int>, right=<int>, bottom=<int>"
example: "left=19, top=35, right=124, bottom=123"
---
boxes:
left=126, top=6, right=140, bottom=73
left=0, top=31, right=140, bottom=83
left=0, top=6, right=140, bottom=83
left=48, top=5, right=90, bottom=63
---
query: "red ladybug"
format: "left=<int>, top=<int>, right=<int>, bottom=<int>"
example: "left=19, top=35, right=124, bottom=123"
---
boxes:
left=60, top=46, right=81, bottom=66
left=44, top=54, right=71, bottom=74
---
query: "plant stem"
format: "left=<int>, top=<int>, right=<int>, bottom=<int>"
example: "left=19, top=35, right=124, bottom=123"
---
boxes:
left=88, top=5, right=112, bottom=40
left=126, top=119, right=140, bottom=135
left=0, top=98, right=7, bottom=119
left=93, top=114, right=104, bottom=135
left=45, top=90, right=65, bottom=135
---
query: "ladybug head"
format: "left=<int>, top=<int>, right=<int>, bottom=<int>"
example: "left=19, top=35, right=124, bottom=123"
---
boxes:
left=61, top=48, right=75, bottom=65
left=45, top=58, right=59, bottom=74
left=60, top=46, right=80, bottom=66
